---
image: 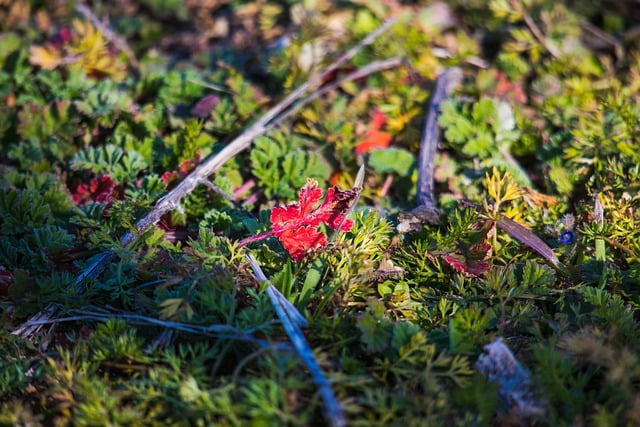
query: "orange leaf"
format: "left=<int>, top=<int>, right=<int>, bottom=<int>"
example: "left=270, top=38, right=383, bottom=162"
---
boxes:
left=29, top=44, right=63, bottom=70
left=355, top=129, right=393, bottom=154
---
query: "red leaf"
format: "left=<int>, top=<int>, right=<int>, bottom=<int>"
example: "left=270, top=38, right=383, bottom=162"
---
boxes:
left=440, top=240, right=491, bottom=276
left=0, top=269, right=13, bottom=296
left=355, top=109, right=392, bottom=154
left=270, top=179, right=359, bottom=261
left=178, top=152, right=200, bottom=175
left=355, top=129, right=393, bottom=154
left=278, top=227, right=327, bottom=261
left=494, top=72, right=527, bottom=104
left=191, top=94, right=221, bottom=118
left=161, top=170, right=180, bottom=187
left=436, top=222, right=493, bottom=276
left=51, top=27, right=72, bottom=49
left=72, top=174, right=116, bottom=205
left=370, top=108, right=387, bottom=130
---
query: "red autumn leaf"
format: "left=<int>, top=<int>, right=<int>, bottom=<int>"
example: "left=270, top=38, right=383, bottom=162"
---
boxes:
left=0, top=269, right=13, bottom=296
left=370, top=109, right=387, bottom=130
left=494, top=72, right=527, bottom=104
left=270, top=179, right=359, bottom=261
left=161, top=152, right=201, bottom=188
left=161, top=170, right=180, bottom=187
left=440, top=241, right=491, bottom=276
left=178, top=152, right=201, bottom=175
left=191, top=94, right=221, bottom=118
left=355, top=108, right=393, bottom=154
left=72, top=174, right=116, bottom=205
left=355, top=129, right=393, bottom=154
left=51, top=27, right=72, bottom=49
left=277, top=227, right=328, bottom=262
left=433, top=220, right=493, bottom=276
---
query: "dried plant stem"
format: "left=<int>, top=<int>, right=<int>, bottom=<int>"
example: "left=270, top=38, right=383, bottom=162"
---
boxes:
left=416, top=67, right=462, bottom=210
left=397, top=67, right=462, bottom=232
left=509, top=0, right=560, bottom=59
left=89, top=17, right=398, bottom=284
left=20, top=308, right=283, bottom=349
left=247, top=254, right=346, bottom=427
left=265, top=57, right=404, bottom=131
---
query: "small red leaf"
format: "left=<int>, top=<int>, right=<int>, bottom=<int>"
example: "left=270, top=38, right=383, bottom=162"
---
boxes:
left=161, top=170, right=180, bottom=187
left=191, top=94, right=221, bottom=118
left=437, top=223, right=492, bottom=276
left=370, top=109, right=387, bottom=130
left=178, top=152, right=200, bottom=175
left=72, top=174, right=116, bottom=205
left=355, top=129, right=393, bottom=154
left=494, top=72, right=527, bottom=104
left=440, top=241, right=491, bottom=276
left=270, top=179, right=360, bottom=261
left=355, top=108, right=393, bottom=154
left=0, top=269, right=13, bottom=296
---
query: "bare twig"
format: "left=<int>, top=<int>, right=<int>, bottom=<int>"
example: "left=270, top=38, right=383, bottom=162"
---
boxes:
left=509, top=0, right=560, bottom=59
left=397, top=67, right=463, bottom=233
left=75, top=2, right=141, bottom=71
left=247, top=254, right=346, bottom=427
left=20, top=308, right=283, bottom=349
left=476, top=338, right=546, bottom=417
left=265, top=57, right=405, bottom=131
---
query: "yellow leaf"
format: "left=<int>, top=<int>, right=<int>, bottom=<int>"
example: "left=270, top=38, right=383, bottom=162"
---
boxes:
left=485, top=167, right=521, bottom=204
left=29, top=44, right=62, bottom=70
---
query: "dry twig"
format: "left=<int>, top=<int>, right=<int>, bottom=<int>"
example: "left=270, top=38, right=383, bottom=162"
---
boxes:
left=82, top=16, right=399, bottom=290
left=22, top=308, right=283, bottom=349
left=247, top=254, right=346, bottom=427
left=508, top=0, right=560, bottom=59
left=397, top=67, right=462, bottom=232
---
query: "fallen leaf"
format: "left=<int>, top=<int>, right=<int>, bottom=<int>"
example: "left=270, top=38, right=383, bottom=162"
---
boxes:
left=270, top=179, right=359, bottom=261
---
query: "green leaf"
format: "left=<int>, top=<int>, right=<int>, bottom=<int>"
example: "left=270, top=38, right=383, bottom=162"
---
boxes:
left=521, top=261, right=556, bottom=289
left=70, top=144, right=148, bottom=182
left=250, top=130, right=330, bottom=198
left=30, top=225, right=74, bottom=254
left=0, top=189, right=52, bottom=235
left=368, top=147, right=416, bottom=177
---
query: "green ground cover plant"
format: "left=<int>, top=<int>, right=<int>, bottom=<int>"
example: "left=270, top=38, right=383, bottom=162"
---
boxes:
left=1, top=0, right=640, bottom=425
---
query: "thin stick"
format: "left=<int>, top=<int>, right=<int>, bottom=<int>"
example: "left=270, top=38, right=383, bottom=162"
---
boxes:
left=22, top=309, right=282, bottom=349
left=88, top=18, right=399, bottom=286
left=247, top=254, right=346, bottom=427
left=509, top=0, right=560, bottom=59
left=265, top=57, right=404, bottom=131
left=397, top=67, right=462, bottom=232
left=416, top=67, right=462, bottom=210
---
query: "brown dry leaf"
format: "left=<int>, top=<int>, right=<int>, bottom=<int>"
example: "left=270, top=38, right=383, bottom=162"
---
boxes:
left=29, top=44, right=63, bottom=70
